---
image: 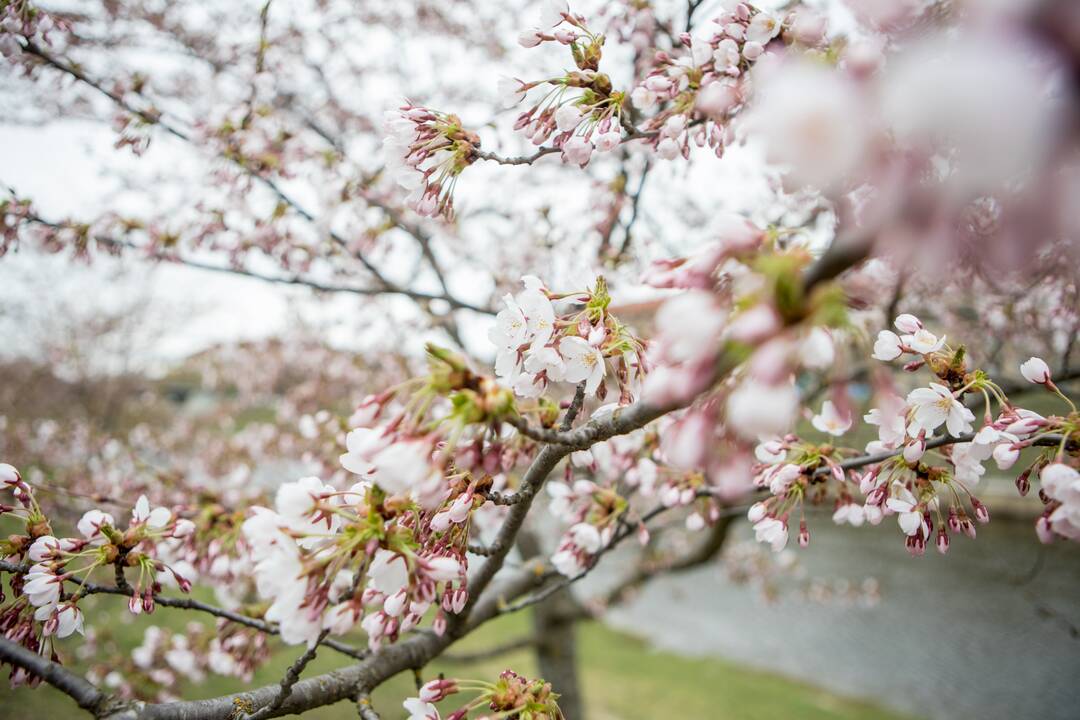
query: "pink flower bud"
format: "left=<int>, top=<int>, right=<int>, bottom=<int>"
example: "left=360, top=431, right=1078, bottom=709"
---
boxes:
left=894, top=314, right=923, bottom=333
left=1015, top=468, right=1031, bottom=496
left=798, top=519, right=810, bottom=548
left=971, top=499, right=990, bottom=524
left=936, top=528, right=950, bottom=554
left=903, top=439, right=925, bottom=463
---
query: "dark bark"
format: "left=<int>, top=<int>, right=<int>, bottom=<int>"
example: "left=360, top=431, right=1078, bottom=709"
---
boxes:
left=532, top=588, right=585, bottom=720
left=517, top=528, right=586, bottom=720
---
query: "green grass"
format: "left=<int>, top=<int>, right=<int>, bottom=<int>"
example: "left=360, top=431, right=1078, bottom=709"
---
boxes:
left=0, top=595, right=908, bottom=720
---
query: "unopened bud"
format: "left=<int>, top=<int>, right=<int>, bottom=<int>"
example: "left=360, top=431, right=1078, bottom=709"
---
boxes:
left=936, top=528, right=949, bottom=555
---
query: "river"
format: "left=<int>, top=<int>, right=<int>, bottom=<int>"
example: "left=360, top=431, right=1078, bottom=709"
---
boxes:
left=595, top=515, right=1080, bottom=720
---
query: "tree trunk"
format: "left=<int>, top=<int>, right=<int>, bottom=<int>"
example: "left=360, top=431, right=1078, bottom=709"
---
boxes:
left=532, top=587, right=585, bottom=720
left=516, top=528, right=585, bottom=719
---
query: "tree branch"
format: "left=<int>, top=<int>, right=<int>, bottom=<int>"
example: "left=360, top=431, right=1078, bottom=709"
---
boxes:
left=24, top=213, right=488, bottom=314
left=355, top=693, right=382, bottom=720
left=0, top=635, right=107, bottom=714
left=17, top=40, right=491, bottom=319
left=26, top=241, right=875, bottom=719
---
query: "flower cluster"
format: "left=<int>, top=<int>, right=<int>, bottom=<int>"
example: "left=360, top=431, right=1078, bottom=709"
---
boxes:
left=490, top=275, right=646, bottom=402
left=745, top=313, right=1080, bottom=555
left=0, top=0, right=61, bottom=59
left=238, top=344, right=549, bottom=648
left=1, top=464, right=193, bottom=680
left=631, top=3, right=828, bottom=159
left=508, top=1, right=627, bottom=167
left=383, top=102, right=481, bottom=219
left=242, top=473, right=467, bottom=649
left=404, top=669, right=563, bottom=720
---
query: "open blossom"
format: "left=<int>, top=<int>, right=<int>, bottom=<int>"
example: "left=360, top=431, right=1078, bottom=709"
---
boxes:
left=23, top=563, right=62, bottom=608
left=746, top=11, right=782, bottom=45
left=552, top=522, right=604, bottom=577
left=906, top=383, right=975, bottom=438
left=903, top=328, right=945, bottom=355
left=1041, top=464, right=1080, bottom=541
left=951, top=442, right=993, bottom=489
left=558, top=336, right=606, bottom=393
left=489, top=294, right=528, bottom=349
left=132, top=495, right=171, bottom=528
left=811, top=401, right=852, bottom=437
left=27, top=535, right=63, bottom=562
left=50, top=604, right=85, bottom=638
left=885, top=486, right=926, bottom=536
left=653, top=291, right=727, bottom=366
left=0, top=462, right=19, bottom=486
left=749, top=57, right=871, bottom=192
left=1020, top=357, right=1051, bottom=384
left=753, top=517, right=788, bottom=552
left=800, top=328, right=835, bottom=369
left=340, top=428, right=389, bottom=478
left=864, top=396, right=907, bottom=448
left=404, top=697, right=440, bottom=720
left=833, top=503, right=866, bottom=527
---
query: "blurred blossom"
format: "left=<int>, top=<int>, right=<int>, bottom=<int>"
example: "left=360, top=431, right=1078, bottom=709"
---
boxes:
left=748, top=57, right=873, bottom=194
left=881, top=31, right=1059, bottom=196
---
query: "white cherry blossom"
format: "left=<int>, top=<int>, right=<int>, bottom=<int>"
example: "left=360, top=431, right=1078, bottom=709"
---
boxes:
left=811, top=400, right=852, bottom=437
left=559, top=336, right=606, bottom=393
left=906, top=383, right=975, bottom=437
left=885, top=486, right=925, bottom=536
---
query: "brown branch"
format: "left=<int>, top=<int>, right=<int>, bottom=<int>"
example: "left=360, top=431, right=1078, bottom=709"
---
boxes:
left=602, top=512, right=736, bottom=607
left=456, top=384, right=589, bottom=623
left=18, top=40, right=491, bottom=318
left=29, top=239, right=876, bottom=718
left=0, top=635, right=107, bottom=714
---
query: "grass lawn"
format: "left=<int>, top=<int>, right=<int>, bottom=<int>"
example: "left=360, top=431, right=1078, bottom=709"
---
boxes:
left=0, top=593, right=909, bottom=720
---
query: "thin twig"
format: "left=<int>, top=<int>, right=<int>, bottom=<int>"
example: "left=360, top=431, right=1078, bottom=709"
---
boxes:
left=244, top=629, right=329, bottom=720
left=355, top=692, right=382, bottom=720
left=441, top=635, right=536, bottom=663
left=0, top=560, right=368, bottom=661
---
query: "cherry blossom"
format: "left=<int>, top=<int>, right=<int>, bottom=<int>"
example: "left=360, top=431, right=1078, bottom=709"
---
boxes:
left=811, top=401, right=852, bottom=437
left=906, top=383, right=975, bottom=438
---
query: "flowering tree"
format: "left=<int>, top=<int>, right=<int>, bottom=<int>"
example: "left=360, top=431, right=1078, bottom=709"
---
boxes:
left=2, top=0, right=1080, bottom=718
